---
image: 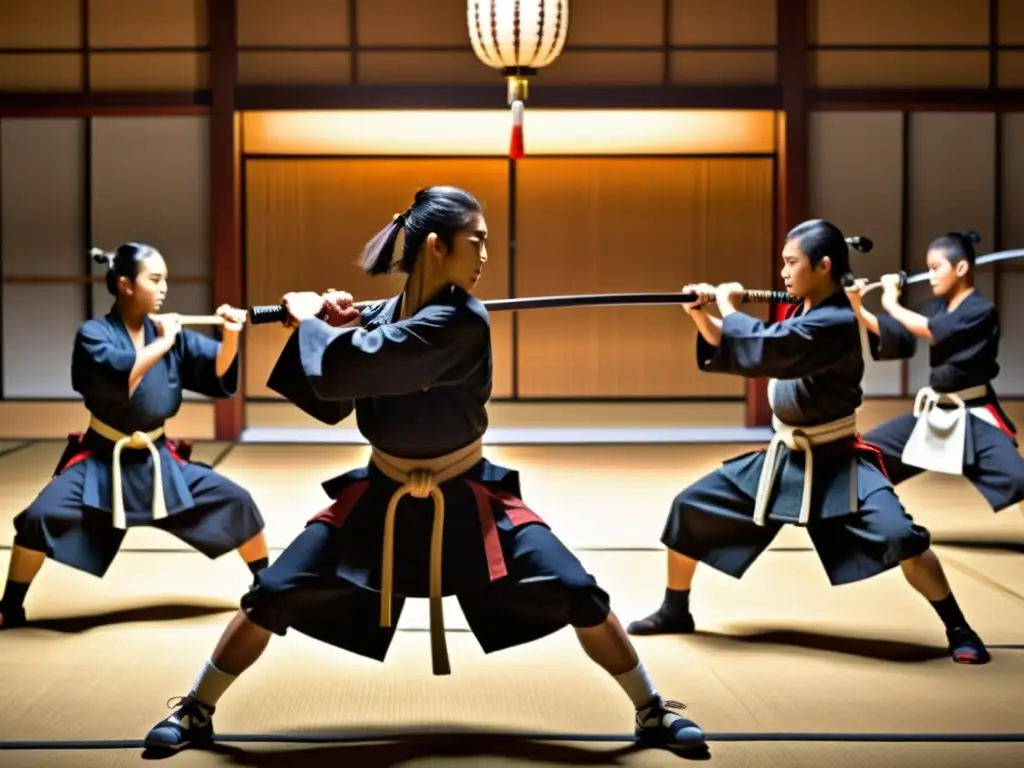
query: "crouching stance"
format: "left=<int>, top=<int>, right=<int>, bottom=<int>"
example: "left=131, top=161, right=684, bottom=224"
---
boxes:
left=627, top=220, right=989, bottom=665
left=850, top=231, right=1024, bottom=526
left=144, top=186, right=705, bottom=754
left=0, top=244, right=267, bottom=630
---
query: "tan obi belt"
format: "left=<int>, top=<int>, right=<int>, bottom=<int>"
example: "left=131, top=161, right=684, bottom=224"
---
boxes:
left=89, top=416, right=167, bottom=531
left=753, top=413, right=859, bottom=527
left=370, top=437, right=484, bottom=676
left=902, top=384, right=997, bottom=476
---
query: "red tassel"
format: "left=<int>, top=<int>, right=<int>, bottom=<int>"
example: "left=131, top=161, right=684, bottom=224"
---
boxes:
left=509, top=99, right=525, bottom=160
left=509, top=124, right=524, bottom=160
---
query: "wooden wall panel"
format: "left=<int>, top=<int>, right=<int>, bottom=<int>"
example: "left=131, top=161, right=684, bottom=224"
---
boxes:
left=540, top=53, right=664, bottom=86
left=1, top=118, right=86, bottom=399
left=237, top=0, right=350, bottom=47
left=808, top=111, right=904, bottom=396
left=358, top=52, right=497, bottom=86
left=671, top=0, right=777, bottom=45
left=356, top=0, right=467, bottom=46
left=0, top=401, right=214, bottom=440
left=999, top=52, right=1024, bottom=88
left=906, top=114, right=997, bottom=274
left=809, top=0, right=992, bottom=89
left=996, top=114, right=1024, bottom=396
left=238, top=52, right=351, bottom=86
left=0, top=0, right=81, bottom=49
left=810, top=0, right=990, bottom=45
left=1, top=118, right=86, bottom=278
left=998, top=0, right=1024, bottom=44
left=669, top=52, right=777, bottom=85
left=357, top=0, right=666, bottom=48
left=244, top=159, right=512, bottom=399
left=810, top=51, right=990, bottom=88
left=2, top=284, right=85, bottom=397
left=88, top=0, right=208, bottom=48
left=91, top=117, right=211, bottom=279
left=89, top=52, right=209, bottom=91
left=568, top=0, right=663, bottom=46
left=231, top=0, right=780, bottom=88
left=905, top=113, right=996, bottom=393
left=0, top=54, right=82, bottom=91
left=514, top=158, right=773, bottom=398
left=91, top=115, right=213, bottom=400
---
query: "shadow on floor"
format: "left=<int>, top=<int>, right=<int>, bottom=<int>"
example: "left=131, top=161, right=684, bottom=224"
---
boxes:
left=24, top=603, right=236, bottom=633
left=691, top=628, right=948, bottom=663
left=143, top=732, right=711, bottom=766
left=933, top=539, right=1024, bottom=555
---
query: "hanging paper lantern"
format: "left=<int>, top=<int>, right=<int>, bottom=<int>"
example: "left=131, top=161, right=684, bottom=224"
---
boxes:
left=467, top=0, right=570, bottom=160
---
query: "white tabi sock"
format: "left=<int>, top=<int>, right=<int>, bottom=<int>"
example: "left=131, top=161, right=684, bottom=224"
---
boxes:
left=612, top=661, right=661, bottom=710
left=189, top=660, right=237, bottom=709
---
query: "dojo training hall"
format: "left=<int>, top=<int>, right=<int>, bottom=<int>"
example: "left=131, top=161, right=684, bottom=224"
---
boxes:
left=1, top=1, right=1023, bottom=766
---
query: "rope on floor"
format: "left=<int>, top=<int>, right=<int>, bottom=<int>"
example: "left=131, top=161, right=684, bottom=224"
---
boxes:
left=2, top=731, right=1024, bottom=750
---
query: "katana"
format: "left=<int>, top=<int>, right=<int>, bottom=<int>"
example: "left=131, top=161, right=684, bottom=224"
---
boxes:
left=156, top=289, right=800, bottom=327
left=156, top=246, right=1024, bottom=329
left=849, top=248, right=1024, bottom=295
left=244, top=289, right=798, bottom=326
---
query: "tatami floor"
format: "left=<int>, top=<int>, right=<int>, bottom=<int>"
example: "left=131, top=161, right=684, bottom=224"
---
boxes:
left=0, top=438, right=1022, bottom=767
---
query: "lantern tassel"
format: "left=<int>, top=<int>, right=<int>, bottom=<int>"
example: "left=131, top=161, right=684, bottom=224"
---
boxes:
left=509, top=99, right=525, bottom=160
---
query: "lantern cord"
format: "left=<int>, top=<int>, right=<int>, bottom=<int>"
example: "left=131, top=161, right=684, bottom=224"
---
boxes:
left=510, top=99, right=525, bottom=160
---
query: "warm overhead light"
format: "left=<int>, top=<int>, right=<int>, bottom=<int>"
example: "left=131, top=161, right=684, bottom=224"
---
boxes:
left=466, top=0, right=571, bottom=159
left=242, top=110, right=777, bottom=157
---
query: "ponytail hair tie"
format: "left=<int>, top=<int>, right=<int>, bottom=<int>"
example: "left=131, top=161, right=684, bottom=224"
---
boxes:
left=90, top=247, right=114, bottom=268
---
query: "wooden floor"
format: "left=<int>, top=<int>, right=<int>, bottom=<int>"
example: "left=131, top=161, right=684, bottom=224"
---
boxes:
left=0, top=439, right=1021, bottom=768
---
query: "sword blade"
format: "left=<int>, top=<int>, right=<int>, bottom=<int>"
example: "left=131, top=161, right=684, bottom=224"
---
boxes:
left=903, top=248, right=1024, bottom=286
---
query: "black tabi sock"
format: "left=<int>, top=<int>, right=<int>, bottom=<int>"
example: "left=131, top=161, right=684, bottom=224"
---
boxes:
left=1, top=579, right=30, bottom=609
left=662, top=588, right=691, bottom=616
left=247, top=557, right=269, bottom=576
left=930, top=593, right=967, bottom=631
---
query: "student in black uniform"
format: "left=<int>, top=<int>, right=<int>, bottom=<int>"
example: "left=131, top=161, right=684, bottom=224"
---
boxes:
left=143, top=186, right=705, bottom=755
left=627, top=220, right=990, bottom=665
left=851, top=231, right=1024, bottom=536
left=0, top=244, right=267, bottom=630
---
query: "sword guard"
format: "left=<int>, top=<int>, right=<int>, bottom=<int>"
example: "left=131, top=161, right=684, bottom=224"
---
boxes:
left=898, top=270, right=908, bottom=288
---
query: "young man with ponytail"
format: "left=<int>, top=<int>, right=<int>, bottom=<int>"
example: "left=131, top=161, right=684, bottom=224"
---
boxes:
left=143, top=187, right=706, bottom=756
left=628, top=220, right=990, bottom=666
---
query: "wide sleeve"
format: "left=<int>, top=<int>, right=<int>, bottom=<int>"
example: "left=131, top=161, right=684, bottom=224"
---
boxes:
left=177, top=329, right=238, bottom=398
left=696, top=310, right=856, bottom=379
left=70, top=320, right=137, bottom=400
left=266, top=331, right=355, bottom=425
left=866, top=313, right=918, bottom=361
left=927, top=298, right=997, bottom=347
left=296, top=303, right=489, bottom=401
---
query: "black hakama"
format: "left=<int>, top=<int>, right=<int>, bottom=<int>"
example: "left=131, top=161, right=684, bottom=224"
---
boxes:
left=12, top=310, right=265, bottom=577
left=242, top=288, right=611, bottom=662
left=862, top=292, right=1024, bottom=512
left=663, top=294, right=932, bottom=585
